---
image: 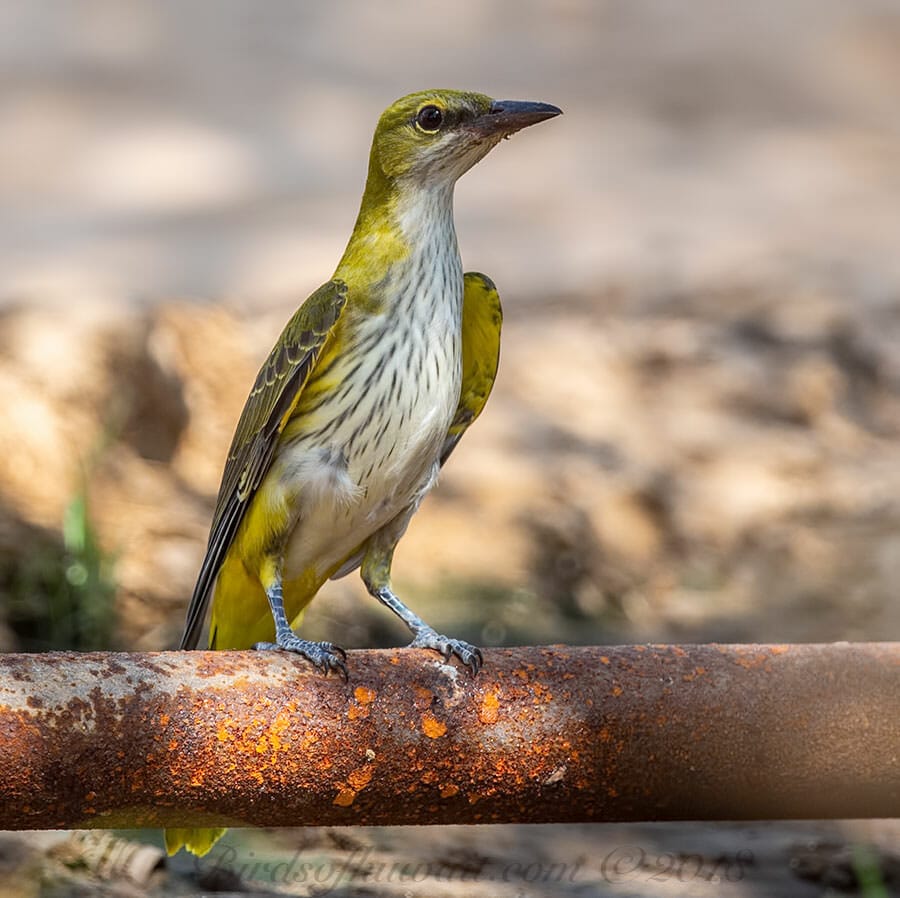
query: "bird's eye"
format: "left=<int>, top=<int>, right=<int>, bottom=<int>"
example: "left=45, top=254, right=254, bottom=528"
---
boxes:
left=415, top=105, right=444, bottom=133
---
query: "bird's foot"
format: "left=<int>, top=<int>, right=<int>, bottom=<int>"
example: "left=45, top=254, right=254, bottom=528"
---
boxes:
left=409, top=627, right=483, bottom=676
left=253, top=633, right=348, bottom=679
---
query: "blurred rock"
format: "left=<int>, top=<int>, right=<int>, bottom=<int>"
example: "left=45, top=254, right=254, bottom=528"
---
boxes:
left=53, top=832, right=165, bottom=886
left=0, top=300, right=256, bottom=649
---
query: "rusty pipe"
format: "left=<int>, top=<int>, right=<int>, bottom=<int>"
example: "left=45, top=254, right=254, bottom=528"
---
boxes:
left=0, top=644, right=897, bottom=830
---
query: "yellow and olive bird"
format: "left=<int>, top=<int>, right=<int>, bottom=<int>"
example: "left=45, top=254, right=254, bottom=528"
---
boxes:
left=167, top=91, right=558, bottom=853
left=178, top=88, right=559, bottom=671
left=181, top=90, right=560, bottom=675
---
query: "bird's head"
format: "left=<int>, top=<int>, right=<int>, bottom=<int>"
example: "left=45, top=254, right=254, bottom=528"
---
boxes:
left=368, top=89, right=561, bottom=187
left=340, top=90, right=560, bottom=282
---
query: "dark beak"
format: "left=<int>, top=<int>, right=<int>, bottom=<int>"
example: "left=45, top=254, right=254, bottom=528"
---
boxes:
left=472, top=99, right=562, bottom=137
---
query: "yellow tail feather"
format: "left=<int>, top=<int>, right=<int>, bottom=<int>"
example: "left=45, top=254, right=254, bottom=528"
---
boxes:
left=164, top=563, right=319, bottom=856
left=164, top=826, right=227, bottom=857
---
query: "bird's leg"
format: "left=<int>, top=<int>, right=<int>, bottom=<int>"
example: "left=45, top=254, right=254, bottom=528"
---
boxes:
left=361, top=541, right=483, bottom=675
left=253, top=560, right=347, bottom=678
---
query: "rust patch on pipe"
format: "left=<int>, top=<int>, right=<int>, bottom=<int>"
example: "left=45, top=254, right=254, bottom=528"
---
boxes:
left=421, top=712, right=447, bottom=739
left=479, top=691, right=500, bottom=724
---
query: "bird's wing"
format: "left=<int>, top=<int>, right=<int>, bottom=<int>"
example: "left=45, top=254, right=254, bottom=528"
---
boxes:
left=439, top=271, right=502, bottom=465
left=180, top=279, right=348, bottom=649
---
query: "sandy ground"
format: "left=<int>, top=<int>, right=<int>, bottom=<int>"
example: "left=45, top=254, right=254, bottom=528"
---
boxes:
left=2, top=2, right=900, bottom=895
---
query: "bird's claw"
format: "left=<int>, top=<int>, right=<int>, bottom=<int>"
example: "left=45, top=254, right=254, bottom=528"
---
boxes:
left=409, top=629, right=483, bottom=676
left=253, top=635, right=348, bottom=680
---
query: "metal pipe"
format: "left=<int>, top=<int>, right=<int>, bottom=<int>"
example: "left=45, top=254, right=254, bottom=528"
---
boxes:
left=0, top=643, right=897, bottom=829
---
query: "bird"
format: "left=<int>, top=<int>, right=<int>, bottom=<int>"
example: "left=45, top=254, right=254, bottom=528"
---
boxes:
left=166, top=90, right=560, bottom=856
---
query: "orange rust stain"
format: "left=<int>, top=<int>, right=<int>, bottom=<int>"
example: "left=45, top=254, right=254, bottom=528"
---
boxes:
left=732, top=653, right=765, bottom=670
left=347, top=766, right=373, bottom=791
left=216, top=718, right=235, bottom=742
left=333, top=788, right=356, bottom=807
left=479, top=691, right=500, bottom=724
left=421, top=770, right=439, bottom=784
left=422, top=713, right=447, bottom=738
left=440, top=783, right=459, bottom=798
left=599, top=726, right=611, bottom=743
left=190, top=772, right=205, bottom=787
left=167, top=739, right=178, bottom=751
left=348, top=686, right=376, bottom=720
left=611, top=685, right=622, bottom=697
left=159, top=713, right=170, bottom=727
left=600, top=656, right=610, bottom=665
left=726, top=645, right=790, bottom=669
left=683, top=667, right=708, bottom=682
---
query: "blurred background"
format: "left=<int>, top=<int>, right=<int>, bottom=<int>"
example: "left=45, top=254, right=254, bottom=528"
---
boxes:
left=2, top=1, right=900, bottom=895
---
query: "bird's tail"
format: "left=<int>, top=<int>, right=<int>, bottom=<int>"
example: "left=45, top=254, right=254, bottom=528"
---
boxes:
left=165, top=558, right=321, bottom=856
left=164, top=827, right=227, bottom=857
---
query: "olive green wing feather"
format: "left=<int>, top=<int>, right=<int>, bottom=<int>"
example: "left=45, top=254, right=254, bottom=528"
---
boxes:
left=439, top=271, right=502, bottom=464
left=180, top=279, right=348, bottom=649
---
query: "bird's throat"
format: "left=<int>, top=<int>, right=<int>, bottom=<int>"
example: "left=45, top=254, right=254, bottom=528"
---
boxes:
left=336, top=178, right=458, bottom=299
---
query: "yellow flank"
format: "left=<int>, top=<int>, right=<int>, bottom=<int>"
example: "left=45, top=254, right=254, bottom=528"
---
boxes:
left=166, top=88, right=560, bottom=857
left=209, top=555, right=326, bottom=649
